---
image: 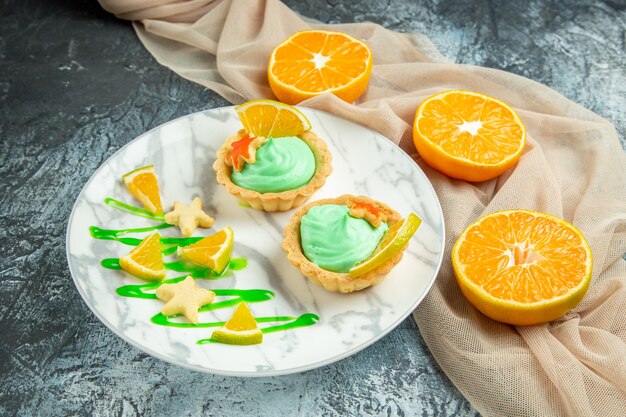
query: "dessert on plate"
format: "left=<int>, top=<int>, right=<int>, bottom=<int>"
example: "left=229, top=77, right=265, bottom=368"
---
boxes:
left=213, top=100, right=332, bottom=212
left=282, top=194, right=421, bottom=293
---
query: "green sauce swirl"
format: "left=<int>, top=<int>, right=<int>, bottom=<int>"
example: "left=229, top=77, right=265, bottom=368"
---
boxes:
left=91, top=196, right=320, bottom=344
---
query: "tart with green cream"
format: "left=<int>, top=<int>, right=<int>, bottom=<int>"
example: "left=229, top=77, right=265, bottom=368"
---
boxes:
left=213, top=101, right=332, bottom=212
left=282, top=195, right=421, bottom=293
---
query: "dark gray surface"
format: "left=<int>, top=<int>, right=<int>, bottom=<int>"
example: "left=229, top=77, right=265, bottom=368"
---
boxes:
left=1, top=0, right=624, bottom=416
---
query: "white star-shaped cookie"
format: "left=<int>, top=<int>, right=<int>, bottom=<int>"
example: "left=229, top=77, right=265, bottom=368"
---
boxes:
left=164, top=197, right=215, bottom=236
left=155, top=276, right=215, bottom=323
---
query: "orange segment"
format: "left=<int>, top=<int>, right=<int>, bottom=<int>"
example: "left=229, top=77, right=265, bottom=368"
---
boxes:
left=294, top=70, right=327, bottom=93
left=268, top=30, right=373, bottom=104
left=290, top=31, right=326, bottom=53
left=224, top=303, right=258, bottom=331
left=413, top=90, right=526, bottom=182
left=177, top=227, right=234, bottom=273
left=235, top=99, right=311, bottom=138
left=119, top=232, right=165, bottom=281
left=122, top=165, right=163, bottom=214
left=452, top=210, right=593, bottom=325
left=211, top=304, right=263, bottom=345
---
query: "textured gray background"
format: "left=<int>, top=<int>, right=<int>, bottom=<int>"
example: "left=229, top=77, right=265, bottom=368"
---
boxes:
left=1, top=0, right=624, bottom=416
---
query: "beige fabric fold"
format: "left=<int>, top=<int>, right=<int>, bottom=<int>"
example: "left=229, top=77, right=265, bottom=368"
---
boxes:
left=98, top=0, right=626, bottom=415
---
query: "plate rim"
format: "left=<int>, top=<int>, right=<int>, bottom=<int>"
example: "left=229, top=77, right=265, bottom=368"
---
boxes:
left=65, top=106, right=445, bottom=377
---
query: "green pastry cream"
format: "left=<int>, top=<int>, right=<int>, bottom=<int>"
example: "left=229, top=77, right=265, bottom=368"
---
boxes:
left=231, top=137, right=316, bottom=193
left=300, top=204, right=388, bottom=273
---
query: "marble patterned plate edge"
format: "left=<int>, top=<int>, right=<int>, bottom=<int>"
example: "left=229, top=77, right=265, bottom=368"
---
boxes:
left=66, top=106, right=445, bottom=376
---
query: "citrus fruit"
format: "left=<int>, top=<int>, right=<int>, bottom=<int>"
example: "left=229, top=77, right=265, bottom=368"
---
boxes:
left=268, top=30, right=373, bottom=104
left=349, top=213, right=422, bottom=277
left=452, top=210, right=593, bottom=326
left=122, top=165, right=163, bottom=214
left=119, top=232, right=165, bottom=281
left=413, top=90, right=526, bottom=182
left=235, top=99, right=311, bottom=138
left=176, top=227, right=234, bottom=273
left=211, top=303, right=263, bottom=345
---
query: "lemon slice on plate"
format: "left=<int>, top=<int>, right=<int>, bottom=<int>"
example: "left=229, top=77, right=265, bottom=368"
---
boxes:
left=122, top=165, right=163, bottom=214
left=177, top=227, right=234, bottom=273
left=212, top=303, right=263, bottom=345
left=349, top=213, right=422, bottom=278
left=119, top=232, right=166, bottom=281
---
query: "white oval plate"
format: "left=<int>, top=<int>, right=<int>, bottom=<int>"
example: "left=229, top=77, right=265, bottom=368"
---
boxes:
left=66, top=106, right=445, bottom=376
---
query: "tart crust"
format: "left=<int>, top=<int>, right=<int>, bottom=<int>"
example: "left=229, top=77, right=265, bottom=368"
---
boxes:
left=282, top=195, right=405, bottom=293
left=213, top=129, right=332, bottom=212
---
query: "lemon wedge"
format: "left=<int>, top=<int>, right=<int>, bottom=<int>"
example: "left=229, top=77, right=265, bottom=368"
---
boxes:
left=349, top=213, right=421, bottom=278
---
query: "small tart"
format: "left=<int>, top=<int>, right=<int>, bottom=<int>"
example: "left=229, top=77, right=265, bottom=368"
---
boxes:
left=282, top=195, right=404, bottom=293
left=214, top=129, right=332, bottom=212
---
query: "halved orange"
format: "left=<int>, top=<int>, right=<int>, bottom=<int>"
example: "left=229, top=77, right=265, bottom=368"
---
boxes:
left=235, top=99, right=311, bottom=138
left=349, top=213, right=422, bottom=277
left=452, top=210, right=593, bottom=326
left=119, top=232, right=165, bottom=281
left=122, top=165, right=163, bottom=214
left=177, top=227, right=234, bottom=273
left=413, top=90, right=526, bottom=182
left=268, top=30, right=373, bottom=105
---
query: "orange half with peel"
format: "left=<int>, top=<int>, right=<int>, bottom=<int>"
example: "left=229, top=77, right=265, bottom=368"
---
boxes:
left=268, top=30, right=373, bottom=104
left=413, top=90, right=526, bottom=182
left=452, top=210, right=592, bottom=326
